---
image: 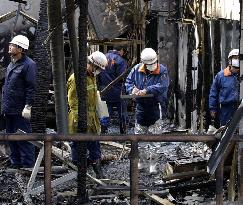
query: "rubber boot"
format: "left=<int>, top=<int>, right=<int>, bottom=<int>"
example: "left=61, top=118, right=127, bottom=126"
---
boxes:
left=119, top=121, right=126, bottom=134
left=92, top=160, right=104, bottom=179
left=101, top=125, right=108, bottom=134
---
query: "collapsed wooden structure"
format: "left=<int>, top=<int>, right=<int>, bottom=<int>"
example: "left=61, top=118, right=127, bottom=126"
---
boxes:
left=0, top=0, right=243, bottom=204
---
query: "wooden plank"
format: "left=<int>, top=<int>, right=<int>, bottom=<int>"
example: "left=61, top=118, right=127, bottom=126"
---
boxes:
left=101, top=141, right=131, bottom=151
left=207, top=101, right=243, bottom=175
left=143, top=193, right=174, bottom=205
left=228, top=145, right=237, bottom=201
left=163, top=170, right=208, bottom=181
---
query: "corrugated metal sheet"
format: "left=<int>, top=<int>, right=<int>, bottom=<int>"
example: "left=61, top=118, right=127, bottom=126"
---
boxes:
left=205, top=0, right=240, bottom=20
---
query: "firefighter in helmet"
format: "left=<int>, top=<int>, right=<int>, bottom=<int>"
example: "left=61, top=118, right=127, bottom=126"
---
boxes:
left=67, top=51, right=108, bottom=178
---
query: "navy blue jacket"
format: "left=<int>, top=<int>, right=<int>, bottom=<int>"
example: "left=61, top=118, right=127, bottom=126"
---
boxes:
left=2, top=55, right=37, bottom=114
left=97, top=50, right=127, bottom=102
left=209, top=67, right=239, bottom=112
left=125, top=63, right=169, bottom=126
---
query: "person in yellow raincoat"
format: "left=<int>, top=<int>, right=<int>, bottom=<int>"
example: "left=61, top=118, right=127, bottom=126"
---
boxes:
left=67, top=51, right=108, bottom=179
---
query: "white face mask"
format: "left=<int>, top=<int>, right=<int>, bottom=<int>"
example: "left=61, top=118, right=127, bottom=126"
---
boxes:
left=146, top=63, right=157, bottom=71
left=231, top=59, right=239, bottom=68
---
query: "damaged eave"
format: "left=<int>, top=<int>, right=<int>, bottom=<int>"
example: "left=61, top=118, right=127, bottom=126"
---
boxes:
left=88, top=0, right=135, bottom=39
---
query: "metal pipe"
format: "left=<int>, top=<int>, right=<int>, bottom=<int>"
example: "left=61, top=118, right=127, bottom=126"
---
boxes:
left=44, top=139, right=52, bottom=205
left=0, top=134, right=218, bottom=142
left=130, top=141, right=139, bottom=205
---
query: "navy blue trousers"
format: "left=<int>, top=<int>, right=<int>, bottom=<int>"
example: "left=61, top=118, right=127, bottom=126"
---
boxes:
left=71, top=141, right=101, bottom=163
left=5, top=114, right=35, bottom=167
left=220, top=103, right=238, bottom=126
left=100, top=101, right=127, bottom=133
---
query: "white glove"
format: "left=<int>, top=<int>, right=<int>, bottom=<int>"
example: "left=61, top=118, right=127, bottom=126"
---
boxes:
left=22, top=105, right=32, bottom=119
left=132, top=87, right=139, bottom=95
left=138, top=89, right=146, bottom=96
left=206, top=125, right=217, bottom=135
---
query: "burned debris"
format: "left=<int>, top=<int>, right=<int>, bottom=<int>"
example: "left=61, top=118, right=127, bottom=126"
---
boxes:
left=0, top=0, right=242, bottom=205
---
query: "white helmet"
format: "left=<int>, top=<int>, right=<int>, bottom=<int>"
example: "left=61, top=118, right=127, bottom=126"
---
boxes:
left=141, top=48, right=157, bottom=64
left=228, top=49, right=239, bottom=59
left=10, top=35, right=29, bottom=50
left=88, top=51, right=108, bottom=69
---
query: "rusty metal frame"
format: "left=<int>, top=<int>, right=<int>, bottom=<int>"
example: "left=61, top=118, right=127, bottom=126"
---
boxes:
left=0, top=133, right=242, bottom=205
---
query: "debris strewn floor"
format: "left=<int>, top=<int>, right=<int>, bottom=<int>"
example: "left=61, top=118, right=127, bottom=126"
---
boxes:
left=0, top=116, right=219, bottom=204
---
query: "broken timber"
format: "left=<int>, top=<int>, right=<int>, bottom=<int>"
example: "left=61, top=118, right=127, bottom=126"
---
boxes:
left=207, top=100, right=243, bottom=175
left=163, top=170, right=209, bottom=181
left=23, top=141, right=174, bottom=204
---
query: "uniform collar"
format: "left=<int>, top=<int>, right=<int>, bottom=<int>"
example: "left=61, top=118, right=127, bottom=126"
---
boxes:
left=108, top=50, right=120, bottom=55
left=224, top=66, right=232, bottom=76
left=11, top=54, right=26, bottom=64
left=138, top=64, right=160, bottom=74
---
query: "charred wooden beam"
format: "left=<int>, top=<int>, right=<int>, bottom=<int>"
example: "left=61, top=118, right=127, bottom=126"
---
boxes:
left=215, top=160, right=224, bottom=205
left=0, top=10, right=16, bottom=23
left=101, top=141, right=131, bottom=151
left=159, top=178, right=216, bottom=191
left=0, top=133, right=220, bottom=142
left=207, top=101, right=243, bottom=175
left=143, top=193, right=174, bottom=205
left=44, top=140, right=52, bottom=205
left=163, top=170, right=209, bottom=181
left=130, top=141, right=139, bottom=204
left=9, top=0, right=27, bottom=4
left=19, top=11, right=38, bottom=24
left=21, top=166, right=69, bottom=174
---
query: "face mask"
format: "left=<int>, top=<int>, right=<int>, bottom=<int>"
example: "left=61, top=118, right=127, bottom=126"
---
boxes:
left=146, top=63, right=157, bottom=71
left=231, top=59, right=239, bottom=68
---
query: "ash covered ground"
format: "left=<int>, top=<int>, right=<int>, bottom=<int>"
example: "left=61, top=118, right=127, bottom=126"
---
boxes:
left=0, top=112, right=227, bottom=205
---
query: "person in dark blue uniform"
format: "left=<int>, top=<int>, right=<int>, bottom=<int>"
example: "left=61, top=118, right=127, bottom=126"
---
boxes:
left=125, top=48, right=169, bottom=134
left=2, top=35, right=37, bottom=168
left=209, top=49, right=240, bottom=126
left=125, top=48, right=169, bottom=172
left=97, top=46, right=128, bottom=134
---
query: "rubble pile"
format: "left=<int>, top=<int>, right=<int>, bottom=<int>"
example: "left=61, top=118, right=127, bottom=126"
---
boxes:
left=0, top=116, right=217, bottom=204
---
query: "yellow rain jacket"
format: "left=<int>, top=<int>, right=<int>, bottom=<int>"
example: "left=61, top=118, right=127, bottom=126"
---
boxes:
left=67, top=73, right=101, bottom=134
